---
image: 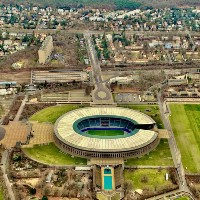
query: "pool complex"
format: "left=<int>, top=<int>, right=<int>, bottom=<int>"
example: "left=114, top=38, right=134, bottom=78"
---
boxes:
left=104, top=176, right=113, bottom=190
left=102, top=167, right=115, bottom=190
left=104, top=168, right=111, bottom=174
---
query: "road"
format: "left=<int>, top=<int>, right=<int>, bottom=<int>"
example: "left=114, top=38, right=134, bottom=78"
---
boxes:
left=147, top=189, right=196, bottom=200
left=0, top=95, right=28, bottom=200
left=183, top=21, right=196, bottom=51
left=1, top=150, right=15, bottom=200
left=1, top=27, right=200, bottom=37
left=84, top=32, right=115, bottom=105
left=157, top=91, right=189, bottom=192
left=14, top=95, right=28, bottom=121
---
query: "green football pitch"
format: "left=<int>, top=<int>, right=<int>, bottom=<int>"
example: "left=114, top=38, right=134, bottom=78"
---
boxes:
left=169, top=104, right=200, bottom=173
left=87, top=129, right=124, bottom=136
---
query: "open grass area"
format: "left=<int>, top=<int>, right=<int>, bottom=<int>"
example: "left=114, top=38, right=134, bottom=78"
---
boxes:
left=96, top=192, right=120, bottom=200
left=0, top=104, right=3, bottom=118
left=96, top=193, right=108, bottom=200
left=111, top=193, right=120, bottom=200
left=23, top=143, right=87, bottom=165
left=124, top=168, right=173, bottom=192
left=169, top=104, right=200, bottom=173
left=120, top=105, right=164, bottom=129
left=87, top=129, right=124, bottom=136
left=126, top=139, right=173, bottom=166
left=176, top=197, right=190, bottom=200
left=0, top=186, right=4, bottom=200
left=29, top=104, right=85, bottom=124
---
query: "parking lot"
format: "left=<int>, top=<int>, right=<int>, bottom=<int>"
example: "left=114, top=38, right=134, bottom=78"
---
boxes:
left=115, top=93, right=140, bottom=103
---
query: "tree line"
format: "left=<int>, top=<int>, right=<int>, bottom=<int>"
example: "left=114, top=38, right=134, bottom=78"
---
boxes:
left=1, top=0, right=199, bottom=9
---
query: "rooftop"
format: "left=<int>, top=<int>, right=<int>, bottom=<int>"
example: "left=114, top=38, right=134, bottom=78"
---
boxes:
left=54, top=107, right=157, bottom=152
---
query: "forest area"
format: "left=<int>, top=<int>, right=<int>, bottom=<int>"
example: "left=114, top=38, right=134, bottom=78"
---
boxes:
left=1, top=0, right=200, bottom=9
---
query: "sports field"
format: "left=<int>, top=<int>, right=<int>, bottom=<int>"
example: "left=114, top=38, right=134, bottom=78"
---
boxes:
left=87, top=129, right=124, bottom=136
left=169, top=104, right=200, bottom=173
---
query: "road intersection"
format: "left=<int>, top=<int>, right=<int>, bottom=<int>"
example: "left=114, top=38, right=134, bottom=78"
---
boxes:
left=84, top=32, right=115, bottom=106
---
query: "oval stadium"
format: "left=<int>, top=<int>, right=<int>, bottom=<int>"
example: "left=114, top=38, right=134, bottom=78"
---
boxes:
left=54, top=107, right=159, bottom=158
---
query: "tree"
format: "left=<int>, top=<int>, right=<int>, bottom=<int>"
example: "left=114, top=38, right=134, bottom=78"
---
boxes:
left=141, top=175, right=148, bottom=183
left=22, top=34, right=29, bottom=43
left=60, top=20, right=67, bottom=27
left=42, top=196, right=48, bottom=200
left=43, top=186, right=51, bottom=196
left=29, top=188, right=36, bottom=195
left=85, top=85, right=92, bottom=96
left=124, top=180, right=133, bottom=196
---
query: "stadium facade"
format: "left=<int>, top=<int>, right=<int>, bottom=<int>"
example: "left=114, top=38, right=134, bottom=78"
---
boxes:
left=54, top=107, right=159, bottom=159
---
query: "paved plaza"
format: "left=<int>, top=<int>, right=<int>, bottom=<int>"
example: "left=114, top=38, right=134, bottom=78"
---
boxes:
left=158, top=129, right=170, bottom=139
left=0, top=121, right=28, bottom=149
left=25, top=122, right=54, bottom=148
left=115, top=93, right=140, bottom=103
left=0, top=121, right=54, bottom=149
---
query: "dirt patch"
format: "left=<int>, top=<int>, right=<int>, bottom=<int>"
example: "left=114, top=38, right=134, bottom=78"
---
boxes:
left=23, top=178, right=40, bottom=187
left=20, top=103, right=56, bottom=120
left=0, top=46, right=39, bottom=72
left=2, top=95, right=23, bottom=125
left=0, top=71, right=31, bottom=83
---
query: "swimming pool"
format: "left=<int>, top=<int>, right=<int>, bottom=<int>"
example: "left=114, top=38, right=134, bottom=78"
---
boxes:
left=104, top=168, right=111, bottom=174
left=104, top=176, right=112, bottom=190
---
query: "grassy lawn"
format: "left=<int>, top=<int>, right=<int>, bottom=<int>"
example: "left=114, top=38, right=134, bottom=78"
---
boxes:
left=169, top=104, right=200, bottom=173
left=111, top=193, right=120, bottom=200
left=126, top=139, right=173, bottom=166
left=96, top=193, right=108, bottom=200
left=176, top=197, right=190, bottom=200
left=87, top=129, right=124, bottom=136
left=120, top=105, right=164, bottom=129
left=124, top=169, right=173, bottom=192
left=0, top=104, right=3, bottom=118
left=23, top=143, right=87, bottom=165
left=29, top=104, right=85, bottom=124
left=0, top=187, right=3, bottom=200
left=96, top=192, right=120, bottom=200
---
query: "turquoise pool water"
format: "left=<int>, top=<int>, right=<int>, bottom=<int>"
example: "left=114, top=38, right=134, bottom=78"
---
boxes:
left=104, top=168, right=111, bottom=174
left=104, top=176, right=112, bottom=190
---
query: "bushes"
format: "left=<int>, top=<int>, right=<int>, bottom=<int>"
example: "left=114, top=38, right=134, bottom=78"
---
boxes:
left=20, top=103, right=56, bottom=120
left=42, top=196, right=48, bottom=200
left=168, top=168, right=178, bottom=185
left=29, top=187, right=36, bottom=195
left=12, top=154, right=21, bottom=162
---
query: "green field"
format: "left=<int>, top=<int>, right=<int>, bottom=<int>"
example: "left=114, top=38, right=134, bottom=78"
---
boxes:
left=29, top=104, right=85, bottom=124
left=97, top=192, right=120, bottom=200
left=120, top=105, right=164, bottom=129
left=124, top=169, right=173, bottom=192
left=176, top=197, right=190, bottom=200
left=126, top=139, right=173, bottom=166
left=87, top=129, right=124, bottom=136
left=124, top=105, right=170, bottom=165
left=169, top=104, right=200, bottom=173
left=0, top=104, right=3, bottom=118
left=0, top=188, right=3, bottom=200
left=23, top=143, right=87, bottom=165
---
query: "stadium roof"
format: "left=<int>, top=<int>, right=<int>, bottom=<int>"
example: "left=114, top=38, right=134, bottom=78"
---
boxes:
left=54, top=107, right=158, bottom=152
